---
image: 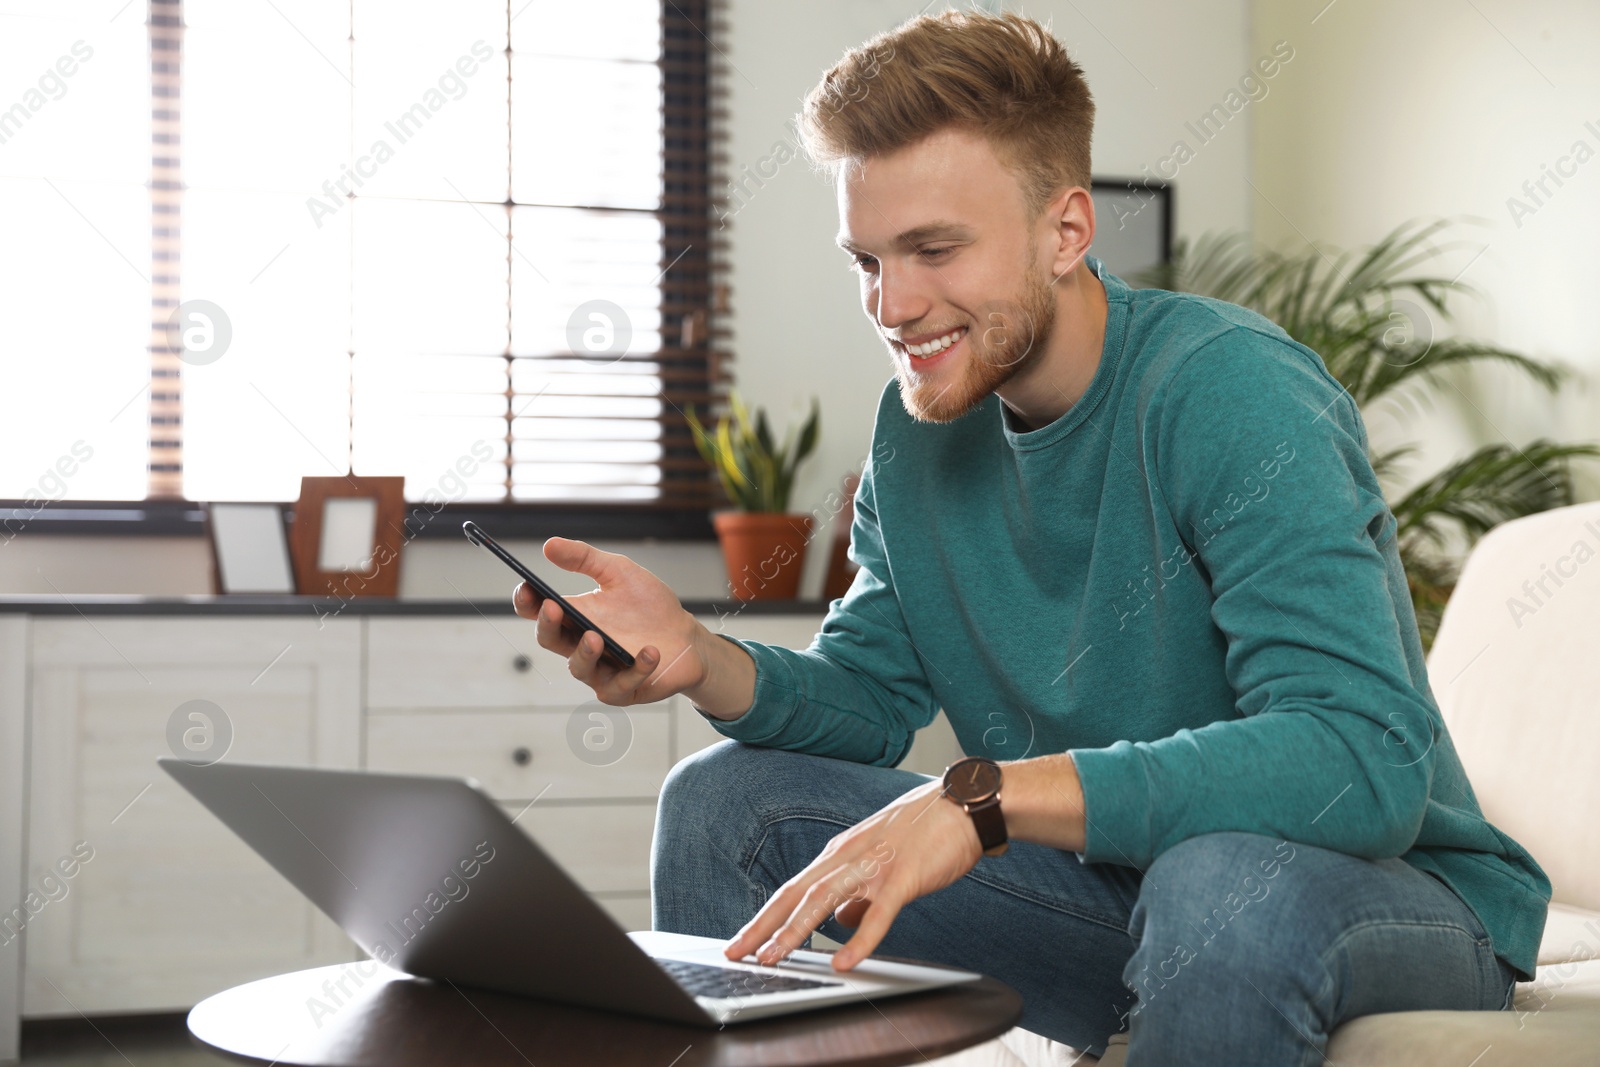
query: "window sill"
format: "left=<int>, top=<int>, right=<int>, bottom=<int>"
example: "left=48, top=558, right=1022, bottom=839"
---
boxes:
left=0, top=501, right=716, bottom=542
left=0, top=594, right=828, bottom=617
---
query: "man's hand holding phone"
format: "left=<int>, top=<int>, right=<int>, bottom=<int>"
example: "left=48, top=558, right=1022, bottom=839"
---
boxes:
left=510, top=536, right=700, bottom=704
left=465, top=521, right=756, bottom=715
left=508, top=536, right=756, bottom=717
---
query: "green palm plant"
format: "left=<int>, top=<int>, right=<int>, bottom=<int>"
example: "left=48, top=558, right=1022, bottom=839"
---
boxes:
left=1137, top=220, right=1598, bottom=647
left=685, top=391, right=821, bottom=513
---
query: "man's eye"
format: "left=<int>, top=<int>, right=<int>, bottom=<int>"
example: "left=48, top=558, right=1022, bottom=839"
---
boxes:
left=852, top=254, right=878, bottom=273
left=919, top=246, right=952, bottom=260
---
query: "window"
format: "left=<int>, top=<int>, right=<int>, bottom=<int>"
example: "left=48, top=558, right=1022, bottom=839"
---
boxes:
left=0, top=0, right=724, bottom=531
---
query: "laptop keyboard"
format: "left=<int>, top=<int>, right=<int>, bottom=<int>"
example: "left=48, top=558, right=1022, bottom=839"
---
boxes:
left=655, top=957, right=844, bottom=1000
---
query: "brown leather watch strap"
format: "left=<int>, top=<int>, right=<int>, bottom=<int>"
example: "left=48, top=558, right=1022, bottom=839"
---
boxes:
left=968, top=797, right=1008, bottom=855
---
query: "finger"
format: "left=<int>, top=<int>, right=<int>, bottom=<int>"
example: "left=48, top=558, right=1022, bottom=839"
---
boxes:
left=512, top=581, right=544, bottom=621
left=833, top=892, right=905, bottom=971
left=543, top=536, right=626, bottom=585
left=723, top=831, right=865, bottom=959
left=754, top=867, right=869, bottom=966
left=833, top=897, right=869, bottom=929
left=628, top=646, right=679, bottom=704
left=569, top=629, right=635, bottom=697
left=594, top=642, right=660, bottom=703
left=534, top=599, right=579, bottom=656
left=566, top=628, right=609, bottom=687
left=724, top=871, right=824, bottom=961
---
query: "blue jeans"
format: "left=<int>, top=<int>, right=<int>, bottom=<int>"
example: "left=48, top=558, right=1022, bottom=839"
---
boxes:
left=651, top=741, right=1516, bottom=1065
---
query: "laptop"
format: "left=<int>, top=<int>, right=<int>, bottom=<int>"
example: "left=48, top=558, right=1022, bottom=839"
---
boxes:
left=159, top=758, right=980, bottom=1026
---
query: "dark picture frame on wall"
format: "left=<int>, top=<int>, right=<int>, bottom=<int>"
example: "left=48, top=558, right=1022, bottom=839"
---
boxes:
left=1089, top=178, right=1173, bottom=283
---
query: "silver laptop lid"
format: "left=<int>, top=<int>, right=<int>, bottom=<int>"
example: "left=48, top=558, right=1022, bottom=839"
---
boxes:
left=158, top=759, right=713, bottom=1027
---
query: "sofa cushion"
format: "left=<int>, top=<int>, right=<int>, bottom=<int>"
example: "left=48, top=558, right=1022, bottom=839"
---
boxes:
left=1428, top=502, right=1600, bottom=916
left=1541, top=902, right=1600, bottom=966
left=941, top=905, right=1600, bottom=1067
left=1324, top=956, right=1600, bottom=1066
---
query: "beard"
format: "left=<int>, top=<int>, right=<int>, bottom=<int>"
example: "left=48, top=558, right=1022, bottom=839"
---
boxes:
left=891, top=258, right=1059, bottom=424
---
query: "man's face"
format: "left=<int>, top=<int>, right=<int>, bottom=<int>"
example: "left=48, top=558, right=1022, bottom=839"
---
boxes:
left=836, top=126, right=1058, bottom=423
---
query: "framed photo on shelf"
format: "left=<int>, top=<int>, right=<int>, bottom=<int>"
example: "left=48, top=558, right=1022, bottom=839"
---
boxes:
left=206, top=503, right=296, bottom=595
left=288, top=476, right=407, bottom=598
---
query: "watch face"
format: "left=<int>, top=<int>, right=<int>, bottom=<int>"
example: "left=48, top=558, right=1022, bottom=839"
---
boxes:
left=946, top=757, right=1001, bottom=803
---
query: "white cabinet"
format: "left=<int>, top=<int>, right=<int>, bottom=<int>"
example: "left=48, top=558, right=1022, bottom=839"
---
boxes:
left=0, top=618, right=27, bottom=1060
left=363, top=617, right=724, bottom=935
left=23, top=617, right=362, bottom=1015
left=5, top=604, right=961, bottom=1031
left=365, top=615, right=595, bottom=710
left=366, top=708, right=674, bottom=801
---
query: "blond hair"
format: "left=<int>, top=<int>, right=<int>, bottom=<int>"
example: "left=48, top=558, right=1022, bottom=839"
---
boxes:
left=799, top=11, right=1095, bottom=212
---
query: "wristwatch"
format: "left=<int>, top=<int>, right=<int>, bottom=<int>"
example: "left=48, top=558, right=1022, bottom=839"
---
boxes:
left=942, top=756, right=1008, bottom=857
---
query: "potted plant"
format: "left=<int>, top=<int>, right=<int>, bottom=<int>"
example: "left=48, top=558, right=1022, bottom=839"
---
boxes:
left=687, top=392, right=821, bottom=600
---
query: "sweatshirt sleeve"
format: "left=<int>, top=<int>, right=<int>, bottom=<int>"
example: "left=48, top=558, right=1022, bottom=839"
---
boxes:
left=1070, top=327, right=1441, bottom=868
left=697, top=442, right=943, bottom=767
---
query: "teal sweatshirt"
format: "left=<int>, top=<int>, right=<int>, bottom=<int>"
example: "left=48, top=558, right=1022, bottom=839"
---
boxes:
left=704, top=256, right=1551, bottom=980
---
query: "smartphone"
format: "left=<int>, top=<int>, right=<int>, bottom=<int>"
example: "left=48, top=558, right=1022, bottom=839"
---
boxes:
left=462, top=521, right=636, bottom=670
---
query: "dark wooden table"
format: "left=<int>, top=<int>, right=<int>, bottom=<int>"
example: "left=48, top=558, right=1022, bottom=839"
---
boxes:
left=187, top=962, right=1023, bottom=1067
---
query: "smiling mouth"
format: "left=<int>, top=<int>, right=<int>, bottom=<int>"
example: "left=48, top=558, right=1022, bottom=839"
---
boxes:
left=899, top=326, right=968, bottom=359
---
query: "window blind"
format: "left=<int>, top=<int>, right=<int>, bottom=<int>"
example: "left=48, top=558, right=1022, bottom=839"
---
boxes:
left=148, top=0, right=183, bottom=498
left=0, top=0, right=728, bottom=520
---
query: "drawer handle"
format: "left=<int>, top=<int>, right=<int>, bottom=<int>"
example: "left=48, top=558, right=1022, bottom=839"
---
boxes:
left=511, top=747, right=532, bottom=767
left=512, top=654, right=532, bottom=673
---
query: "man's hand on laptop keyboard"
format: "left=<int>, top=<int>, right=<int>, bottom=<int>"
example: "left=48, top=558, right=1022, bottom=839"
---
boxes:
left=723, top=775, right=985, bottom=973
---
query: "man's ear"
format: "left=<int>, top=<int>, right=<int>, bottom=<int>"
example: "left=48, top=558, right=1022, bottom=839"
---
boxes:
left=1043, top=185, right=1095, bottom=280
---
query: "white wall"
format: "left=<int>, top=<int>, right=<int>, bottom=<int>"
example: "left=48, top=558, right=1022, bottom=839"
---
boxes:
left=1, top=0, right=1257, bottom=597
left=1251, top=0, right=1600, bottom=500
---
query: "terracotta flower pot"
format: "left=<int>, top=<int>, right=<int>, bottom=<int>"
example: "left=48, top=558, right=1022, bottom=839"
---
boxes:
left=712, top=511, right=814, bottom=600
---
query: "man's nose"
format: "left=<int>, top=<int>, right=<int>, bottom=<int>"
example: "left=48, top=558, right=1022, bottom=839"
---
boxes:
left=874, top=261, right=933, bottom=334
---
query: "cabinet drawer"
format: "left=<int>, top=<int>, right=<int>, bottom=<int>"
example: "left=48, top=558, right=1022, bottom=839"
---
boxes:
left=366, top=618, right=591, bottom=709
left=366, top=707, right=672, bottom=801
left=500, top=803, right=656, bottom=893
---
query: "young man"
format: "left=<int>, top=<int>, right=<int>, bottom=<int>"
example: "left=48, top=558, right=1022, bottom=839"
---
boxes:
left=513, top=11, right=1549, bottom=1063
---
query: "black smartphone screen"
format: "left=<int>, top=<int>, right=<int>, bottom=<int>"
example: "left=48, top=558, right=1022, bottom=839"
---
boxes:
left=462, top=521, right=636, bottom=670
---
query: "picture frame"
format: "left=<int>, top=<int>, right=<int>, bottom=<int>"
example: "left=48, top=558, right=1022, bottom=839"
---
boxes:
left=288, top=476, right=407, bottom=598
left=1089, top=177, right=1174, bottom=282
left=205, top=502, right=296, bottom=595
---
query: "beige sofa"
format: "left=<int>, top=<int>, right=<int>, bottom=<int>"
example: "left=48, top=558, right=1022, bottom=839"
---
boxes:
left=931, top=501, right=1600, bottom=1066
